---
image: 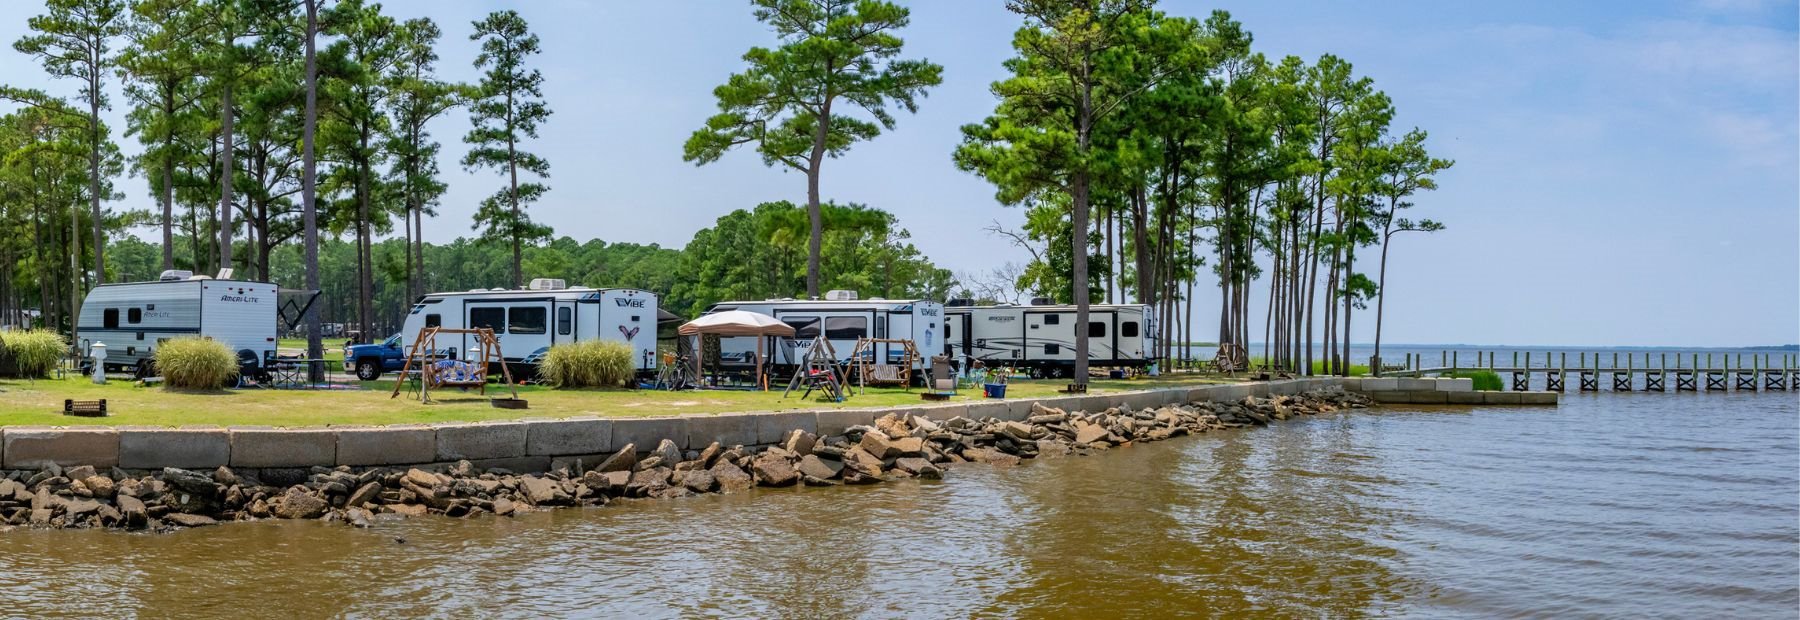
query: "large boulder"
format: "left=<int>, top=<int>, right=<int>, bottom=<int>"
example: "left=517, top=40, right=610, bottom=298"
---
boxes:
left=162, top=467, right=219, bottom=498
left=893, top=457, right=943, bottom=479
left=273, top=490, right=329, bottom=519
left=115, top=494, right=148, bottom=529
left=519, top=476, right=567, bottom=505
left=1073, top=423, right=1109, bottom=445
left=859, top=431, right=898, bottom=460
left=890, top=437, right=925, bottom=456
left=749, top=452, right=798, bottom=487
left=652, top=439, right=683, bottom=468
left=709, top=462, right=754, bottom=493
left=780, top=430, right=817, bottom=456
left=595, top=444, right=638, bottom=473
left=840, top=446, right=884, bottom=477
left=796, top=455, right=842, bottom=480
left=963, top=447, right=1022, bottom=466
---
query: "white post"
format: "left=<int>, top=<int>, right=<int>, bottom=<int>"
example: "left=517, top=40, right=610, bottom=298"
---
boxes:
left=90, top=342, right=108, bottom=385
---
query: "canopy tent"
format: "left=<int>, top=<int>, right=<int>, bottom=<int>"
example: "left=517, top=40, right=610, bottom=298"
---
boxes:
left=678, top=311, right=795, bottom=390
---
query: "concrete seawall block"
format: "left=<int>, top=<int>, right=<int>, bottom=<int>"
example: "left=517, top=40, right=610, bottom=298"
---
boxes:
left=916, top=404, right=969, bottom=424
left=816, top=409, right=878, bottom=436
left=230, top=427, right=335, bottom=468
left=1436, top=378, right=1474, bottom=392
left=610, top=417, right=688, bottom=451
left=1004, top=399, right=1039, bottom=421
left=1369, top=391, right=1411, bottom=404
left=1080, top=395, right=1114, bottom=414
left=1359, top=378, right=1397, bottom=391
left=119, top=427, right=231, bottom=469
left=1185, top=385, right=1222, bottom=403
left=1118, top=391, right=1164, bottom=412
left=1267, top=381, right=1299, bottom=396
left=684, top=414, right=759, bottom=449
left=1212, top=384, right=1253, bottom=403
left=1396, top=378, right=1434, bottom=391
left=1518, top=391, right=1558, bottom=405
left=3, top=427, right=119, bottom=469
left=1408, top=390, right=1451, bottom=404
left=1482, top=392, right=1523, bottom=405
left=1336, top=377, right=1364, bottom=391
left=964, top=401, right=1012, bottom=422
left=337, top=426, right=436, bottom=466
left=435, top=422, right=527, bottom=461
left=525, top=418, right=612, bottom=456
left=757, top=411, right=817, bottom=445
left=1447, top=391, right=1485, bottom=404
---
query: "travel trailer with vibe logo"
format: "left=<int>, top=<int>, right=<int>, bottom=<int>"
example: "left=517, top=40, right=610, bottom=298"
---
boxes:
left=76, top=269, right=319, bottom=379
left=943, top=298, right=1157, bottom=378
left=700, top=291, right=944, bottom=376
left=345, top=279, right=662, bottom=380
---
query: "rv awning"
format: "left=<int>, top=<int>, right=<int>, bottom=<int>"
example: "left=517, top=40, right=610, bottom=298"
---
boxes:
left=657, top=307, right=683, bottom=324
left=677, top=310, right=794, bottom=337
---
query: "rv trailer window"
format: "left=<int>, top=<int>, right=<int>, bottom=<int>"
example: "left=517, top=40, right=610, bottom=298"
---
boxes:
left=824, top=316, right=866, bottom=340
left=1045, top=343, right=1060, bottom=354
left=556, top=307, right=572, bottom=335
left=509, top=307, right=547, bottom=334
left=1043, top=314, right=1060, bottom=325
left=103, top=309, right=119, bottom=329
left=469, top=307, right=506, bottom=332
left=783, top=318, right=820, bottom=339
left=425, top=314, right=441, bottom=328
left=875, top=316, right=887, bottom=338
left=1088, top=321, right=1106, bottom=337
left=1121, top=321, right=1139, bottom=338
left=127, top=308, right=142, bottom=324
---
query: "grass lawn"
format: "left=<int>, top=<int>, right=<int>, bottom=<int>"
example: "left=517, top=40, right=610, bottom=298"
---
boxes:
left=276, top=338, right=346, bottom=363
left=0, top=372, right=1239, bottom=428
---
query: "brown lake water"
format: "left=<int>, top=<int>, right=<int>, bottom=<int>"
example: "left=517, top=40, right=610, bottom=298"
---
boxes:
left=1, top=392, right=1795, bottom=618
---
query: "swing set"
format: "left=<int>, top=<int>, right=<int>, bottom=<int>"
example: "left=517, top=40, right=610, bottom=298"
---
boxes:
left=389, top=327, right=521, bottom=405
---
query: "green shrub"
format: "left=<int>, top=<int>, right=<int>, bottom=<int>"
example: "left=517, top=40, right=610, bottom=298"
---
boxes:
left=0, top=329, right=66, bottom=378
left=1451, top=370, right=1505, bottom=391
left=538, top=340, right=635, bottom=388
left=155, top=337, right=238, bottom=389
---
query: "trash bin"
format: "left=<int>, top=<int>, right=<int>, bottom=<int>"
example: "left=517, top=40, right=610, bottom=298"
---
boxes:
left=983, top=383, right=1007, bottom=399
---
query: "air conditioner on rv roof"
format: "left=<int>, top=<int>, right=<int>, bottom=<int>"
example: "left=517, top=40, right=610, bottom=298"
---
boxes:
left=824, top=289, right=858, bottom=301
left=159, top=270, right=192, bottom=281
left=528, top=278, right=566, bottom=290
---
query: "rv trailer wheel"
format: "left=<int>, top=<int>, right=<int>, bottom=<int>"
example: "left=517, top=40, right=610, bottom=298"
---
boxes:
left=355, top=360, right=382, bottom=381
left=1046, top=365, right=1067, bottom=379
left=134, top=360, right=154, bottom=380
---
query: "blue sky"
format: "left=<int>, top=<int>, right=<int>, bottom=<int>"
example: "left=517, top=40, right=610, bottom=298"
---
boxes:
left=1, top=0, right=1795, bottom=347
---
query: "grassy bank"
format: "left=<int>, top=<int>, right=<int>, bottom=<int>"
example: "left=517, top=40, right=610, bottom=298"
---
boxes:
left=0, top=374, right=1239, bottom=428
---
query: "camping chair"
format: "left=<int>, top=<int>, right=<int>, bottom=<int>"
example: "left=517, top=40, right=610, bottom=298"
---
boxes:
left=921, top=355, right=957, bottom=401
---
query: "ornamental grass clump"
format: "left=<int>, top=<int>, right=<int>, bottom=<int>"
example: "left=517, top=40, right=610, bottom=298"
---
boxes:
left=0, top=329, right=66, bottom=378
left=155, top=337, right=238, bottom=389
left=538, top=340, right=634, bottom=388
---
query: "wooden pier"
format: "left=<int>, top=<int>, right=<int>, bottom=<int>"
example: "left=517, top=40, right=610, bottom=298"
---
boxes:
left=1375, top=351, right=1797, bottom=393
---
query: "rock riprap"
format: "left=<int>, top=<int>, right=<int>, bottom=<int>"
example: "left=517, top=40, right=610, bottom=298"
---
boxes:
left=0, top=389, right=1369, bottom=532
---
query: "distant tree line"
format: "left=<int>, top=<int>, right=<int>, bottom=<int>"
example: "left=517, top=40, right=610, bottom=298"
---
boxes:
left=0, top=0, right=1451, bottom=381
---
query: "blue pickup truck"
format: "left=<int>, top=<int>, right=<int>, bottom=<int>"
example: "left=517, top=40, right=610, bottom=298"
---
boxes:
left=343, top=334, right=406, bottom=380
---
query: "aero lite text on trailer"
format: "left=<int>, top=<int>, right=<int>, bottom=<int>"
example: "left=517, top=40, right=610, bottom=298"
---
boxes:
left=345, top=279, right=660, bottom=380
left=943, top=298, right=1158, bottom=378
left=76, top=270, right=318, bottom=378
left=702, top=291, right=944, bottom=374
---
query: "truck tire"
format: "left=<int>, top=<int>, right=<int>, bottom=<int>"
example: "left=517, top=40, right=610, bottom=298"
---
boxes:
left=355, top=359, right=382, bottom=381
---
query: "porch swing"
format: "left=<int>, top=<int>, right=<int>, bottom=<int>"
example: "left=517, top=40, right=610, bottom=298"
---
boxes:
left=389, top=326, right=523, bottom=406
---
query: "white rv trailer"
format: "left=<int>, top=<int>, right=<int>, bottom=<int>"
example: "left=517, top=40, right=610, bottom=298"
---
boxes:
left=393, top=279, right=660, bottom=376
left=944, top=299, right=1157, bottom=378
left=701, top=292, right=944, bottom=373
left=76, top=270, right=311, bottom=376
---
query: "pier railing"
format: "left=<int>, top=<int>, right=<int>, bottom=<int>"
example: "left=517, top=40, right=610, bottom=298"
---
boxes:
left=1376, top=352, right=1796, bottom=393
